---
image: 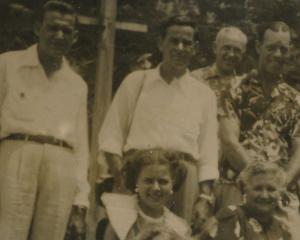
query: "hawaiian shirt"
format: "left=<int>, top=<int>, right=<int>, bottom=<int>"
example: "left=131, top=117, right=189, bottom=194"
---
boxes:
left=192, top=64, right=242, bottom=117
left=223, top=76, right=300, bottom=167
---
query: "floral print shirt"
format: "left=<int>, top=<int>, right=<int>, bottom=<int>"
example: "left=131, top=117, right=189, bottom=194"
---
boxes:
left=192, top=64, right=242, bottom=117
left=213, top=205, right=291, bottom=240
left=223, top=76, right=300, bottom=167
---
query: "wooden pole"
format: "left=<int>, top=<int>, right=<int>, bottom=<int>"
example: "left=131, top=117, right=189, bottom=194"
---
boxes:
left=87, top=0, right=117, bottom=239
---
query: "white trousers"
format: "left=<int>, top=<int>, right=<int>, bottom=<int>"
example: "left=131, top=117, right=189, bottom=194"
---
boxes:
left=0, top=140, right=77, bottom=240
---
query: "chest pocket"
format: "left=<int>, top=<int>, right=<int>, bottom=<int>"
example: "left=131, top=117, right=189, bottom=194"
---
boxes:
left=3, top=68, right=42, bottom=121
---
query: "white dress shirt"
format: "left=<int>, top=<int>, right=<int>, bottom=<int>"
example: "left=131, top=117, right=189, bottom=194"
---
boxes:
left=0, top=45, right=90, bottom=206
left=99, top=66, right=219, bottom=182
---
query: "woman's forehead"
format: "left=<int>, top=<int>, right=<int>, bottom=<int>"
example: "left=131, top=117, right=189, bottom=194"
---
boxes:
left=247, top=173, right=281, bottom=186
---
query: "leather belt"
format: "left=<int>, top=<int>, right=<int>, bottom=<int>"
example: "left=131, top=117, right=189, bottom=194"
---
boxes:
left=3, top=133, right=73, bottom=150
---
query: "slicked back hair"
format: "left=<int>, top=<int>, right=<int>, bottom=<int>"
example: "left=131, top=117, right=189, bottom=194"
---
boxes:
left=257, top=21, right=290, bottom=43
left=37, top=0, right=78, bottom=27
left=159, top=15, right=196, bottom=40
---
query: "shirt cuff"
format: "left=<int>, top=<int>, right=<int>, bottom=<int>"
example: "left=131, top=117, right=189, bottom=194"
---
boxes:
left=99, top=141, right=123, bottom=157
left=73, top=181, right=90, bottom=208
left=198, top=165, right=219, bottom=182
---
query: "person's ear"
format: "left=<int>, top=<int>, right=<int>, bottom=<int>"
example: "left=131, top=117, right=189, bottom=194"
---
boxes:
left=34, top=22, right=42, bottom=38
left=72, top=30, right=79, bottom=45
left=256, top=40, right=261, bottom=55
left=158, top=36, right=164, bottom=52
left=213, top=41, right=217, bottom=55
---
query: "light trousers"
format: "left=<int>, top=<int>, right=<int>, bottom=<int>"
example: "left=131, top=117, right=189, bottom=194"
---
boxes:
left=0, top=140, right=77, bottom=240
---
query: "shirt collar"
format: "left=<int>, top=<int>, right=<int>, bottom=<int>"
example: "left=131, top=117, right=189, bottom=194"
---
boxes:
left=101, top=193, right=189, bottom=239
left=149, top=64, right=190, bottom=85
left=210, top=63, right=237, bottom=79
left=22, top=44, right=40, bottom=67
left=22, top=44, right=69, bottom=70
left=210, top=63, right=221, bottom=78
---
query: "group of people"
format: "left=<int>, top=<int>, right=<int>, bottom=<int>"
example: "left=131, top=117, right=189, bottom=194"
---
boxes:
left=98, top=8, right=300, bottom=240
left=0, top=0, right=299, bottom=240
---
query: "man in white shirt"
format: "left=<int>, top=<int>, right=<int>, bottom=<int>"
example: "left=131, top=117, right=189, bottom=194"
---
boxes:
left=98, top=15, right=219, bottom=224
left=0, top=1, right=89, bottom=240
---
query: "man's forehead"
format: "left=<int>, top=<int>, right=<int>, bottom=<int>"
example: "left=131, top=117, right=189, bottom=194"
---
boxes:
left=43, top=10, right=76, bottom=25
left=166, top=25, right=195, bottom=36
left=263, top=28, right=291, bottom=45
left=217, top=36, right=246, bottom=50
left=216, top=28, right=247, bottom=47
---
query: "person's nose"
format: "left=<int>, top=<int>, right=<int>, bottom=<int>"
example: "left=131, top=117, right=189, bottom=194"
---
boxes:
left=55, top=30, right=64, bottom=40
left=261, top=189, right=270, bottom=199
left=152, top=181, right=160, bottom=191
left=227, top=48, right=235, bottom=57
left=175, top=41, right=184, bottom=51
left=273, top=48, right=282, bottom=58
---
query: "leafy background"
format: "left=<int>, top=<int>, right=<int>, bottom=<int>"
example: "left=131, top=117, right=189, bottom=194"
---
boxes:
left=1, top=0, right=300, bottom=112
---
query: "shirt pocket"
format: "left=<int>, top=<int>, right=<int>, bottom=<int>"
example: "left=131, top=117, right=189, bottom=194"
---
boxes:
left=3, top=85, right=40, bottom=121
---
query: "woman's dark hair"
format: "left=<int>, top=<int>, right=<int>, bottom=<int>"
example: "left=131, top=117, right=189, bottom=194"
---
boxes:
left=122, top=148, right=188, bottom=193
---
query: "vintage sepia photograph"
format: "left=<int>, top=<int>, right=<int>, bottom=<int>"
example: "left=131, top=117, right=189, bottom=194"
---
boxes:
left=0, top=0, right=300, bottom=239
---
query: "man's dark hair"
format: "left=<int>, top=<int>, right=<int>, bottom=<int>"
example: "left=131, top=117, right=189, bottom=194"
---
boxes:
left=256, top=21, right=290, bottom=43
left=159, top=15, right=196, bottom=39
left=37, top=0, right=78, bottom=26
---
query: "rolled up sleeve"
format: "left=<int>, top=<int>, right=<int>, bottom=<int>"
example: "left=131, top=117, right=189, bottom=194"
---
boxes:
left=197, top=90, right=219, bottom=182
left=98, top=71, right=145, bottom=157
left=73, top=84, right=90, bottom=207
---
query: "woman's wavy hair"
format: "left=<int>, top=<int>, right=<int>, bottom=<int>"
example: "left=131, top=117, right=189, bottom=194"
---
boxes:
left=238, top=160, right=287, bottom=194
left=122, top=148, right=188, bottom=193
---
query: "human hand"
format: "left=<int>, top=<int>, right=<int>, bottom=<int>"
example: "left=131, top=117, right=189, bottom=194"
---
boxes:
left=65, top=205, right=87, bottom=240
left=192, top=197, right=214, bottom=234
left=274, top=192, right=300, bottom=240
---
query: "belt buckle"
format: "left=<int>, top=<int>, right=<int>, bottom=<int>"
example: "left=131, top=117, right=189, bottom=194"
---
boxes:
left=58, top=140, right=63, bottom=147
left=52, top=137, right=63, bottom=147
left=25, top=135, right=29, bottom=141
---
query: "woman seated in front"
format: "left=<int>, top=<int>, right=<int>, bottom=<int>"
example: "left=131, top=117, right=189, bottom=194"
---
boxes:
left=100, top=148, right=191, bottom=240
left=201, top=161, right=299, bottom=240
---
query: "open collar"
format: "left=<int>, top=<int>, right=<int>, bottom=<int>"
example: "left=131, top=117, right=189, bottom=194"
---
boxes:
left=21, top=44, right=69, bottom=70
left=101, top=193, right=190, bottom=239
left=149, top=64, right=190, bottom=85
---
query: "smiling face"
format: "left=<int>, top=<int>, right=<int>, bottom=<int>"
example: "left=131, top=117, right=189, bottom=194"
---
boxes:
left=137, top=163, right=173, bottom=212
left=215, top=36, right=246, bottom=74
left=159, top=24, right=195, bottom=70
left=258, top=28, right=291, bottom=76
left=37, top=10, right=77, bottom=59
left=244, top=173, right=281, bottom=216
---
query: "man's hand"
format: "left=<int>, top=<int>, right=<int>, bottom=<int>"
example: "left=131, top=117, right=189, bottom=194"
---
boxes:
left=192, top=197, right=214, bottom=234
left=104, top=152, right=129, bottom=193
left=274, top=192, right=300, bottom=239
left=192, top=181, right=215, bottom=234
left=65, top=205, right=87, bottom=240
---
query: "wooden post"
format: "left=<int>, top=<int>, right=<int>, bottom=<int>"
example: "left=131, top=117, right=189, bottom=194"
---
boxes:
left=87, top=0, right=117, bottom=239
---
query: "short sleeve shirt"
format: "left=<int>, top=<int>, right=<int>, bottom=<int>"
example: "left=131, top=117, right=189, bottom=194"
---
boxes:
left=223, top=76, right=300, bottom=166
left=192, top=64, right=242, bottom=117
